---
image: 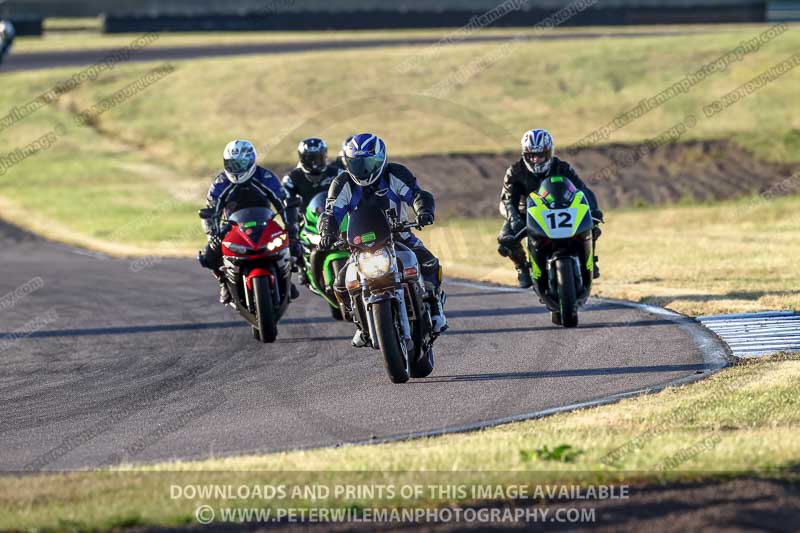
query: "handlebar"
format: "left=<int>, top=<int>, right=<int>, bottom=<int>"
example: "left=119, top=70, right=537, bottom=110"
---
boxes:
left=390, top=219, right=423, bottom=233
left=326, top=219, right=427, bottom=251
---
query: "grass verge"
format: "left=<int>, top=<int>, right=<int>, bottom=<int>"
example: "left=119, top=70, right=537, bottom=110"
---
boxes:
left=1, top=354, right=798, bottom=531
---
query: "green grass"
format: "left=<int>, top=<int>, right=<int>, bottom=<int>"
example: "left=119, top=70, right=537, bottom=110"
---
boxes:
left=1, top=26, right=799, bottom=257
left=1, top=354, right=798, bottom=532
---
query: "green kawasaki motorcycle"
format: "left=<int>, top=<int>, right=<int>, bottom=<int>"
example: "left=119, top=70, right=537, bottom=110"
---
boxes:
left=526, top=176, right=596, bottom=328
left=299, top=192, right=350, bottom=320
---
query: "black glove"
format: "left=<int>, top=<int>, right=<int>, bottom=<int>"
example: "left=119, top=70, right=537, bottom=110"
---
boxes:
left=508, top=214, right=525, bottom=235
left=417, top=211, right=434, bottom=227
left=591, top=209, right=604, bottom=223
left=198, top=251, right=210, bottom=269
left=319, top=229, right=337, bottom=250
left=207, top=233, right=222, bottom=250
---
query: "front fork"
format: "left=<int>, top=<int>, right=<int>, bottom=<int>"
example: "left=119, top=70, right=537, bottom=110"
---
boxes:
left=528, top=236, right=593, bottom=306
left=363, top=287, right=413, bottom=351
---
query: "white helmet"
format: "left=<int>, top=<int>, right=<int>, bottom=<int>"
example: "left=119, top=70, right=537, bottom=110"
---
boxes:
left=521, top=129, right=554, bottom=175
left=223, top=140, right=257, bottom=184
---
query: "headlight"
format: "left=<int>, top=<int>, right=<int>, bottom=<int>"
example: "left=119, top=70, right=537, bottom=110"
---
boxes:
left=357, top=248, right=392, bottom=279
left=223, top=242, right=251, bottom=254
left=265, top=233, right=287, bottom=251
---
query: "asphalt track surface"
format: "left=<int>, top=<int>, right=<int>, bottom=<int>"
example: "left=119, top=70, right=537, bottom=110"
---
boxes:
left=0, top=221, right=728, bottom=471
left=1, top=29, right=713, bottom=74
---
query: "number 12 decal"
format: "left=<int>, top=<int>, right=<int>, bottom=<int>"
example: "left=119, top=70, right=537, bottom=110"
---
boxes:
left=546, top=211, right=573, bottom=229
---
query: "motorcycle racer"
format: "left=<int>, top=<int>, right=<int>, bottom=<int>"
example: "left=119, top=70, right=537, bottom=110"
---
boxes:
left=319, top=133, right=448, bottom=344
left=282, top=137, right=343, bottom=210
left=498, top=129, right=603, bottom=288
left=282, top=137, right=342, bottom=284
left=199, top=139, right=300, bottom=304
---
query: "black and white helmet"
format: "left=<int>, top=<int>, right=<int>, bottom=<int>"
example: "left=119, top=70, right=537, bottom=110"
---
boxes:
left=298, top=137, right=328, bottom=174
left=521, top=129, right=554, bottom=175
left=222, top=140, right=257, bottom=184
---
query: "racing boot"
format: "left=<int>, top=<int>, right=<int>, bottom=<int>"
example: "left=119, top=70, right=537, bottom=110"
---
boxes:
left=505, top=243, right=533, bottom=289
left=592, top=226, right=601, bottom=279
left=298, top=268, right=310, bottom=286
left=208, top=268, right=231, bottom=305
left=218, top=280, right=232, bottom=305
left=516, top=264, right=534, bottom=289
left=430, top=289, right=449, bottom=334
left=352, top=327, right=368, bottom=348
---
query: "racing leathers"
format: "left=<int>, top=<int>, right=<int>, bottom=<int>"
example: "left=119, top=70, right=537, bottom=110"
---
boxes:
left=282, top=164, right=342, bottom=212
left=319, top=162, right=448, bottom=335
left=199, top=166, right=300, bottom=302
left=497, top=156, right=603, bottom=281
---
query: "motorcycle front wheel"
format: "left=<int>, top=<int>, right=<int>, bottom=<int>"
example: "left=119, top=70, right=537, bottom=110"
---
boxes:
left=253, top=276, right=278, bottom=343
left=555, top=258, right=579, bottom=328
left=372, top=300, right=410, bottom=384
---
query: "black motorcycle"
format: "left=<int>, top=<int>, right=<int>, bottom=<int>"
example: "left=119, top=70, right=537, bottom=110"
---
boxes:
left=337, top=205, right=437, bottom=384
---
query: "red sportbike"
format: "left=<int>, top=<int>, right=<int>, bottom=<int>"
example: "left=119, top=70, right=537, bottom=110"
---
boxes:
left=201, top=206, right=293, bottom=343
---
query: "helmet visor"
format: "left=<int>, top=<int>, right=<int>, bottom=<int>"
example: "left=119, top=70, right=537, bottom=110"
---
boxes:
left=523, top=148, right=552, bottom=165
left=224, top=154, right=255, bottom=177
left=344, top=154, right=384, bottom=183
left=301, top=151, right=326, bottom=172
